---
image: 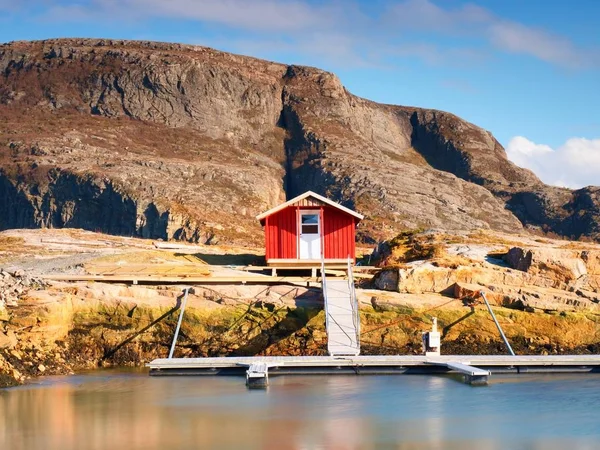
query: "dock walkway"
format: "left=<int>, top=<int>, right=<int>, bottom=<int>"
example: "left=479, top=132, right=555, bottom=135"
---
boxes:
left=324, top=279, right=360, bottom=356
left=148, top=354, right=600, bottom=385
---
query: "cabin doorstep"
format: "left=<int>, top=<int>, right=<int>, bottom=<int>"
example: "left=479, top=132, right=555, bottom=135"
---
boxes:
left=256, top=191, right=364, bottom=268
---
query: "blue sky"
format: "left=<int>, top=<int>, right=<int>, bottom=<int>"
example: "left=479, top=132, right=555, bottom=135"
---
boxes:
left=1, top=0, right=599, bottom=188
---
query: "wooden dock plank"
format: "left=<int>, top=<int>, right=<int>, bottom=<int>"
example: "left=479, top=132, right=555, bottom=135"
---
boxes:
left=44, top=274, right=321, bottom=284
left=147, top=355, right=600, bottom=387
left=148, top=354, right=600, bottom=371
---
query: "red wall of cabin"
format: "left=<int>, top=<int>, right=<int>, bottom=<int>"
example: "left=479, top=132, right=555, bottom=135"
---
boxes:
left=323, top=206, right=355, bottom=260
left=264, top=204, right=356, bottom=261
left=265, top=206, right=297, bottom=260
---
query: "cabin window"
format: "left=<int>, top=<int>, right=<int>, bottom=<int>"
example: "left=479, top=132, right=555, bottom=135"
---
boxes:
left=301, top=213, right=319, bottom=234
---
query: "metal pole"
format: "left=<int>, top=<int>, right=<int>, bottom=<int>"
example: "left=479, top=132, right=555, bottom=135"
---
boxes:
left=168, top=287, right=191, bottom=359
left=347, top=255, right=360, bottom=348
left=480, top=291, right=516, bottom=356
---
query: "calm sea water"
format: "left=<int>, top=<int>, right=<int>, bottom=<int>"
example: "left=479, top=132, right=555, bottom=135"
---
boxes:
left=1, top=370, right=600, bottom=450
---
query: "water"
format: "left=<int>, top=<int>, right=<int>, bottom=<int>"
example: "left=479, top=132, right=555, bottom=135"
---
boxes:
left=2, top=371, right=600, bottom=450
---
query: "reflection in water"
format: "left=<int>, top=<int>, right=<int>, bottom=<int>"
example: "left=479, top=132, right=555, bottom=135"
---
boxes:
left=1, top=371, right=600, bottom=449
left=422, top=376, right=445, bottom=450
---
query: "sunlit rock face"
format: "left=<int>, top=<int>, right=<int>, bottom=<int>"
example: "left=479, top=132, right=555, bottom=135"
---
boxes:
left=1, top=39, right=598, bottom=243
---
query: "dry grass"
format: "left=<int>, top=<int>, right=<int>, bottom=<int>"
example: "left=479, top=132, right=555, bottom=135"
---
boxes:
left=378, top=230, right=449, bottom=267
left=374, top=229, right=524, bottom=269
left=560, top=240, right=600, bottom=250
left=85, top=246, right=263, bottom=268
left=0, top=106, right=251, bottom=164
left=380, top=147, right=429, bottom=167
left=0, top=236, right=26, bottom=252
left=86, top=250, right=204, bottom=266
left=0, top=236, right=50, bottom=264
left=464, top=230, right=524, bottom=247
left=431, top=254, right=475, bottom=269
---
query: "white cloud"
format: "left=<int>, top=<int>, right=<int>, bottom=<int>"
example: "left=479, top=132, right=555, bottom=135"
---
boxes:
left=128, top=0, right=334, bottom=32
left=388, top=0, right=596, bottom=68
left=206, top=32, right=375, bottom=68
left=489, top=21, right=592, bottom=68
left=506, top=136, right=600, bottom=189
left=45, top=0, right=341, bottom=32
left=30, top=0, right=598, bottom=70
left=0, top=0, right=26, bottom=12
left=387, top=0, right=491, bottom=32
left=391, top=43, right=488, bottom=67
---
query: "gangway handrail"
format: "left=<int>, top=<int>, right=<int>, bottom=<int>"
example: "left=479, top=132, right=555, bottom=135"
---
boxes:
left=480, top=291, right=516, bottom=356
left=321, top=258, right=331, bottom=340
left=322, top=257, right=358, bottom=355
left=168, top=287, right=192, bottom=359
left=347, top=256, right=360, bottom=352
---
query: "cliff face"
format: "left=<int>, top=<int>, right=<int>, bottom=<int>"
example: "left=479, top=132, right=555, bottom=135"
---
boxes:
left=0, top=38, right=598, bottom=243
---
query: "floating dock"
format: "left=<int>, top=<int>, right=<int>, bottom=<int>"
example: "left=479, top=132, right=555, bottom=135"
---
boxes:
left=148, top=354, right=600, bottom=386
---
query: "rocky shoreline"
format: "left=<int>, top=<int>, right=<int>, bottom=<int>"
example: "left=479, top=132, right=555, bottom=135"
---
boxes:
left=2, top=228, right=600, bottom=389
left=2, top=282, right=600, bottom=389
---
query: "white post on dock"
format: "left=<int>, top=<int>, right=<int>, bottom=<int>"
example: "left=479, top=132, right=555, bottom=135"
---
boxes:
left=422, top=317, right=441, bottom=356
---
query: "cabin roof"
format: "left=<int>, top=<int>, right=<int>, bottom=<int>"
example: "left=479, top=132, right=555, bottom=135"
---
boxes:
left=256, top=191, right=364, bottom=223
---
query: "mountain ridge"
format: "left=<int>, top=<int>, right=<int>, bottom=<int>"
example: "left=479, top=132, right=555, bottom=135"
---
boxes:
left=0, top=38, right=598, bottom=243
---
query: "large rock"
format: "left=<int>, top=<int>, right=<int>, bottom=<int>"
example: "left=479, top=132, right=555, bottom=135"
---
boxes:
left=505, top=247, right=599, bottom=291
left=0, top=269, right=46, bottom=309
left=371, top=248, right=600, bottom=313
left=0, top=331, right=17, bottom=349
left=379, top=247, right=600, bottom=296
left=454, top=282, right=496, bottom=303
left=373, top=269, right=400, bottom=291
left=391, top=262, right=541, bottom=294
left=453, top=281, right=599, bottom=312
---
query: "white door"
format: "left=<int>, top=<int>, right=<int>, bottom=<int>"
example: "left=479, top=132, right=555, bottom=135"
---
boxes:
left=299, top=211, right=321, bottom=259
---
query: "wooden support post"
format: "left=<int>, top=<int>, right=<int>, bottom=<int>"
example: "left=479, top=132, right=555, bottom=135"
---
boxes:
left=271, top=268, right=277, bottom=277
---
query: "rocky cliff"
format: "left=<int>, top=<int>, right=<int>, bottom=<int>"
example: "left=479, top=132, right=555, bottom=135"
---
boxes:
left=1, top=38, right=598, bottom=243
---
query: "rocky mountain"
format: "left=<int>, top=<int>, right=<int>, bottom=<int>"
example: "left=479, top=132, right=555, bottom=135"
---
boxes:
left=0, top=38, right=598, bottom=244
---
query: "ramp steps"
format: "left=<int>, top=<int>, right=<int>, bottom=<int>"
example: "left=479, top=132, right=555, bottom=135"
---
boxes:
left=323, top=272, right=360, bottom=356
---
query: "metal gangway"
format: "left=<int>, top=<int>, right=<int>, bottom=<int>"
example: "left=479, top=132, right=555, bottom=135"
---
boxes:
left=321, top=257, right=360, bottom=356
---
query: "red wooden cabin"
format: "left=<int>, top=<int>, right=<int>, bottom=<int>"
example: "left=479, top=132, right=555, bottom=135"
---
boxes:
left=256, top=191, right=364, bottom=267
